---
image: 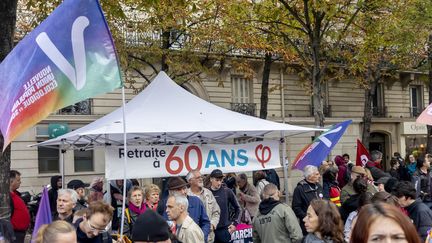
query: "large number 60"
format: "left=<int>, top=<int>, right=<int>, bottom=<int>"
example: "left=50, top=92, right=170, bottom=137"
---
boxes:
left=166, top=145, right=203, bottom=175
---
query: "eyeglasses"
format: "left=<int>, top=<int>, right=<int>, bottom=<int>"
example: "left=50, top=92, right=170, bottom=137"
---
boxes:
left=87, top=219, right=107, bottom=234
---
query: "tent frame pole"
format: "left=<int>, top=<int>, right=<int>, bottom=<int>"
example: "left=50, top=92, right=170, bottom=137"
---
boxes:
left=119, top=86, right=128, bottom=239
left=281, top=131, right=289, bottom=204
left=60, top=139, right=65, bottom=189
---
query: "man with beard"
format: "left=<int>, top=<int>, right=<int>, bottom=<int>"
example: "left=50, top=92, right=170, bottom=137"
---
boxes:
left=253, top=183, right=302, bottom=243
left=67, top=179, right=89, bottom=210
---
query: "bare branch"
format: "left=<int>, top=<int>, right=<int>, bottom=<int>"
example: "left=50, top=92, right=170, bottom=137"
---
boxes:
left=129, top=54, right=159, bottom=74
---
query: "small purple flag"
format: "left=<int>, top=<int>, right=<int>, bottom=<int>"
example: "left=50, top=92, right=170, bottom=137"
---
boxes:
left=31, top=186, right=52, bottom=242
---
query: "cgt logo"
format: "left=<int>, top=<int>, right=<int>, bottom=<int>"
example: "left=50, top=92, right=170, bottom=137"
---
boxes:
left=36, top=16, right=89, bottom=91
left=255, top=144, right=271, bottom=168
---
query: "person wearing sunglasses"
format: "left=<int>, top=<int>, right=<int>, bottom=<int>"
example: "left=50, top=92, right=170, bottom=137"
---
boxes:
left=75, top=201, right=114, bottom=243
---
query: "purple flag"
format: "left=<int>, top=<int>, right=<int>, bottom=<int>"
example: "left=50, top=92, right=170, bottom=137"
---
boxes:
left=31, top=186, right=52, bottom=242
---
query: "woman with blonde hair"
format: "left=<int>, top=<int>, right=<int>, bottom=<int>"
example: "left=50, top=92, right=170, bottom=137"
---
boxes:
left=35, top=220, right=76, bottom=243
left=145, top=184, right=161, bottom=211
left=303, top=199, right=344, bottom=243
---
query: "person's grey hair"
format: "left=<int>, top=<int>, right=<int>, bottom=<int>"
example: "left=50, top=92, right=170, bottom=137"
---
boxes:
left=262, top=183, right=278, bottom=199
left=371, top=150, right=383, bottom=161
left=186, top=169, right=199, bottom=182
left=170, top=194, right=189, bottom=209
left=58, top=189, right=78, bottom=203
left=304, top=165, right=318, bottom=178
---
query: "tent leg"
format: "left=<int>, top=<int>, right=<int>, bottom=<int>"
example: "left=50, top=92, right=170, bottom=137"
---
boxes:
left=119, top=86, right=128, bottom=239
left=60, top=140, right=65, bottom=189
left=281, top=131, right=289, bottom=204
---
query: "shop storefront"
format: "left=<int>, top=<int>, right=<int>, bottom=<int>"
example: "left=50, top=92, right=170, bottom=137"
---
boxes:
left=401, top=122, right=428, bottom=159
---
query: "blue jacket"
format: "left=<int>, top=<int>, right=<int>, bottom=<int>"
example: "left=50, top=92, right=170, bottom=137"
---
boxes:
left=157, top=195, right=211, bottom=242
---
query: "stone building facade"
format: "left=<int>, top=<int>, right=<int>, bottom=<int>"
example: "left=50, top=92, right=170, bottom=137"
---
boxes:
left=9, top=60, right=429, bottom=194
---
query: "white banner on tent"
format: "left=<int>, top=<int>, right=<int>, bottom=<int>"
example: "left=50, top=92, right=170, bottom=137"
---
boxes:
left=105, top=141, right=281, bottom=179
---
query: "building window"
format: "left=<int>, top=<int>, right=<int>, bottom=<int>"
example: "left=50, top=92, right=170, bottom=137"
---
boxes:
left=231, top=76, right=255, bottom=116
left=74, top=150, right=94, bottom=172
left=232, top=76, right=252, bottom=103
left=57, top=99, right=92, bottom=115
left=372, top=83, right=386, bottom=117
left=38, top=146, right=59, bottom=173
left=410, top=85, right=423, bottom=117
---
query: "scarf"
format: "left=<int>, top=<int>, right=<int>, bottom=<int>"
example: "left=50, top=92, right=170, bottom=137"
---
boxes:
left=128, top=201, right=146, bottom=215
left=146, top=201, right=158, bottom=211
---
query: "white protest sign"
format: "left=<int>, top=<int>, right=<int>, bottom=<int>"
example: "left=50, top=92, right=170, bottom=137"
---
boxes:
left=105, top=141, right=280, bottom=179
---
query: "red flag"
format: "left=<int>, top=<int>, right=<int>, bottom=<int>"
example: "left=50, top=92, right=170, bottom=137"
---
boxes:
left=356, top=139, right=371, bottom=166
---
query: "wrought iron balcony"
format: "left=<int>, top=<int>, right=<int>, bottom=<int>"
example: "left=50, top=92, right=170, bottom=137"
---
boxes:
left=372, top=106, right=387, bottom=117
left=57, top=99, right=92, bottom=115
left=231, top=103, right=256, bottom=116
left=310, top=105, right=332, bottom=117
left=410, top=107, right=422, bottom=118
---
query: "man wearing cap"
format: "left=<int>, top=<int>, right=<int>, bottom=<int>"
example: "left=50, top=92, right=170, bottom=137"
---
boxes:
left=132, top=209, right=173, bottom=243
left=186, top=169, right=220, bottom=243
left=67, top=179, right=89, bottom=210
left=208, top=169, right=241, bottom=243
left=157, top=176, right=211, bottom=242
left=375, top=177, right=390, bottom=192
left=340, top=166, right=377, bottom=203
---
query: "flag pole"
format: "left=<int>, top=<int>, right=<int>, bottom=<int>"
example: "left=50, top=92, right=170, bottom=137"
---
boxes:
left=119, top=85, right=128, bottom=240
left=281, top=131, right=289, bottom=204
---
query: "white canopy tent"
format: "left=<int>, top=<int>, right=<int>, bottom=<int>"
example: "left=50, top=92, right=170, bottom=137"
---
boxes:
left=32, top=71, right=324, bottom=237
left=35, top=71, right=323, bottom=149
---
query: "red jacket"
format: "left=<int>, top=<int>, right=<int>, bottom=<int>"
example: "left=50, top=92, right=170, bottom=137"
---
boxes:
left=10, top=191, right=30, bottom=231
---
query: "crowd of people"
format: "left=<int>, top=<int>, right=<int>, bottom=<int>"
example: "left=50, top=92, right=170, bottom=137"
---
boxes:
left=6, top=150, right=432, bottom=243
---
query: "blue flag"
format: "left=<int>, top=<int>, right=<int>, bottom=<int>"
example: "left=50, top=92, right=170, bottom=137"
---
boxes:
left=31, top=187, right=52, bottom=242
left=292, top=120, right=352, bottom=170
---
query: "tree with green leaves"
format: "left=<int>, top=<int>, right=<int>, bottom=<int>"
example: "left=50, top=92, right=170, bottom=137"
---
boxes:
left=249, top=0, right=370, bottom=131
left=346, top=0, right=427, bottom=148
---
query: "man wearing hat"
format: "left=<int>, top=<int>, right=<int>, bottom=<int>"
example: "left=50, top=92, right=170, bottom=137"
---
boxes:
left=208, top=169, right=241, bottom=243
left=132, top=210, right=173, bottom=243
left=67, top=179, right=89, bottom=210
left=157, top=176, right=211, bottom=242
left=340, top=166, right=377, bottom=203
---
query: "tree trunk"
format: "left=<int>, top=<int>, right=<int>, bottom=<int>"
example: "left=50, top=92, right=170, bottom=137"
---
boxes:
left=0, top=0, right=18, bottom=219
left=362, top=88, right=373, bottom=150
left=311, top=48, right=324, bottom=136
left=161, top=30, right=170, bottom=72
left=259, top=53, right=272, bottom=119
left=362, top=67, right=378, bottom=150
left=427, top=34, right=432, bottom=154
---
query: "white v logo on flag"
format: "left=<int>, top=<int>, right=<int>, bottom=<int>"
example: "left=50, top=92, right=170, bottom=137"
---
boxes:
left=36, top=16, right=89, bottom=91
